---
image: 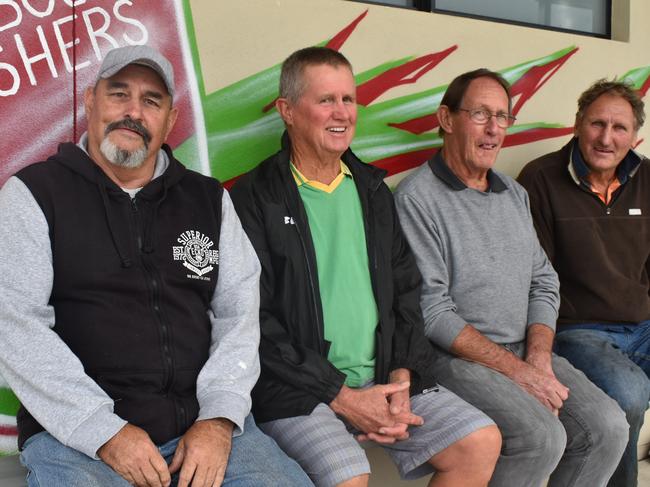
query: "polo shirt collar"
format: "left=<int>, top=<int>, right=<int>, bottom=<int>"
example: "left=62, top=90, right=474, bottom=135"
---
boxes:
left=290, top=160, right=352, bottom=187
left=428, top=150, right=507, bottom=192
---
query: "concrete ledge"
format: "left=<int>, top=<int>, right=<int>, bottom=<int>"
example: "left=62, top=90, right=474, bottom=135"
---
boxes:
left=0, top=456, right=25, bottom=487
left=639, top=408, right=650, bottom=460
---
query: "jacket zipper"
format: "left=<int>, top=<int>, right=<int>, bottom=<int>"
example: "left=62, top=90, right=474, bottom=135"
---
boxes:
left=363, top=178, right=382, bottom=380
left=284, top=192, right=325, bottom=355
left=364, top=180, right=381, bottom=297
left=287, top=172, right=384, bottom=358
left=578, top=181, right=624, bottom=216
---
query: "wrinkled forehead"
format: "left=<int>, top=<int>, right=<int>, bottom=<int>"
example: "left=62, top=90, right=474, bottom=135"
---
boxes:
left=578, top=93, right=638, bottom=131
left=462, top=77, right=510, bottom=111
left=299, top=62, right=353, bottom=84
left=584, top=93, right=634, bottom=114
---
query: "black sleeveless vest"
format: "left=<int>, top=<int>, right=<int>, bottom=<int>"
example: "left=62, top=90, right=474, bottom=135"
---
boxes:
left=16, top=143, right=223, bottom=447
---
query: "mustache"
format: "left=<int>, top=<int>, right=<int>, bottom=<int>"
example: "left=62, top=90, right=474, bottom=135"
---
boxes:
left=105, top=118, right=152, bottom=146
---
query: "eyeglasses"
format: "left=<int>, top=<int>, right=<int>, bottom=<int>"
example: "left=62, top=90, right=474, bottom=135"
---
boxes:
left=458, top=108, right=516, bottom=128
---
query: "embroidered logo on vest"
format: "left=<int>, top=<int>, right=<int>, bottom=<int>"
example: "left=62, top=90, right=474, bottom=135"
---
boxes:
left=173, top=230, right=218, bottom=280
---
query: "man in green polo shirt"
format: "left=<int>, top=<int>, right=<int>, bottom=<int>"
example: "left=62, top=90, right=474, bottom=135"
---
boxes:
left=231, top=46, right=501, bottom=487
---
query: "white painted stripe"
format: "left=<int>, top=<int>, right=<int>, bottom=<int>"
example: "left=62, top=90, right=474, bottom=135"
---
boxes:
left=174, top=0, right=211, bottom=176
left=0, top=436, right=18, bottom=455
left=0, top=414, right=17, bottom=426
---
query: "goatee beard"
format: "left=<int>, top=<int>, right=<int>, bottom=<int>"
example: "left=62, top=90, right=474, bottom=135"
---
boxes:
left=100, top=137, right=148, bottom=169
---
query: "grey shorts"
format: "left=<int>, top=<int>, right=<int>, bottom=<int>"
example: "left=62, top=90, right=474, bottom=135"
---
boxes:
left=258, top=385, right=494, bottom=487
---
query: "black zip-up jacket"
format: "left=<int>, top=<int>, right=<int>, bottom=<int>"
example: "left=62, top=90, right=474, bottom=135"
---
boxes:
left=230, top=135, right=437, bottom=422
left=15, top=143, right=222, bottom=447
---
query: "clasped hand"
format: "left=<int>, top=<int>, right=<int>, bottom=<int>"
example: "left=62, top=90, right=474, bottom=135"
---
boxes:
left=330, top=381, right=423, bottom=444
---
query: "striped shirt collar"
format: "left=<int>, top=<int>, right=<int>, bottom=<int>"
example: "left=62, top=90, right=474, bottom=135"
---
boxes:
left=291, top=160, right=352, bottom=193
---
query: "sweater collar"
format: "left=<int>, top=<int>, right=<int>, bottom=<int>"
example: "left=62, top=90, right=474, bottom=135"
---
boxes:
left=428, top=150, right=507, bottom=193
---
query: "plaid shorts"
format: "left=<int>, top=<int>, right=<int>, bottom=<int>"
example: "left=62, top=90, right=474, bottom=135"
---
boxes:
left=258, top=384, right=494, bottom=487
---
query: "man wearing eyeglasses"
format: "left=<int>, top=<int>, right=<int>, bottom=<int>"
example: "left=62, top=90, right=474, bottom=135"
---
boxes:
left=394, top=69, right=627, bottom=487
left=518, top=79, right=650, bottom=487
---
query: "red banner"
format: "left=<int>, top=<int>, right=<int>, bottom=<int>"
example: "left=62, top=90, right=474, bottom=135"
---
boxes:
left=0, top=0, right=196, bottom=186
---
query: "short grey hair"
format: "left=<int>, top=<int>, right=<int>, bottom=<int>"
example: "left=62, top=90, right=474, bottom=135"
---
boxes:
left=279, top=47, right=353, bottom=103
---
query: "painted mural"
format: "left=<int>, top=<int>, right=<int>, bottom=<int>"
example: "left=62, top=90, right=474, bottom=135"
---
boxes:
left=1, top=0, right=649, bottom=456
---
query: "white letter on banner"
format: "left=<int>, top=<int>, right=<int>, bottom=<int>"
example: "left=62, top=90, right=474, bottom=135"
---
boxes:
left=0, top=46, right=20, bottom=96
left=114, top=0, right=148, bottom=45
left=14, top=25, right=58, bottom=86
left=82, top=6, right=118, bottom=61
left=0, top=1, right=22, bottom=32
left=53, top=14, right=90, bottom=73
left=20, top=0, right=55, bottom=18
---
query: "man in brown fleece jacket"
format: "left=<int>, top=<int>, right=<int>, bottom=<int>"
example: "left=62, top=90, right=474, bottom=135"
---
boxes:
left=518, top=79, right=650, bottom=487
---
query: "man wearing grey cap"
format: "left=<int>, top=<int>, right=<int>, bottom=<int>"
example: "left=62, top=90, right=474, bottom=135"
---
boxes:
left=0, top=45, right=312, bottom=487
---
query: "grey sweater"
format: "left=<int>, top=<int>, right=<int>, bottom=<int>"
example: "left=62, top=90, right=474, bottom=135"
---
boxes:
left=0, top=157, right=261, bottom=459
left=394, top=154, right=559, bottom=350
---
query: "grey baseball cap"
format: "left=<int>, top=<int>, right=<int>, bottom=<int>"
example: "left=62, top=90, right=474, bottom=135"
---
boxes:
left=97, top=45, right=175, bottom=98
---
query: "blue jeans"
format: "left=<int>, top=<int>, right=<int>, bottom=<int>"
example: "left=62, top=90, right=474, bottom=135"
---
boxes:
left=555, top=321, right=650, bottom=487
left=19, top=414, right=313, bottom=486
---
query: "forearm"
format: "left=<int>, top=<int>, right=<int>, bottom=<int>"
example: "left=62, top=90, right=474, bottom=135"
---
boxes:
left=329, top=384, right=355, bottom=418
left=197, top=192, right=261, bottom=434
left=198, top=417, right=234, bottom=436
left=450, top=324, right=526, bottom=380
left=526, top=323, right=554, bottom=356
left=452, top=323, right=568, bottom=412
left=389, top=368, right=411, bottom=384
left=525, top=323, right=555, bottom=372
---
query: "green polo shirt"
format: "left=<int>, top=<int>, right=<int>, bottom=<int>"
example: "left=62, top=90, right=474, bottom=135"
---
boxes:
left=292, top=162, right=377, bottom=387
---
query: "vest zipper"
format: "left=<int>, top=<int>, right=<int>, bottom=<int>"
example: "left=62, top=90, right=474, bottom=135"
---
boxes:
left=131, top=198, right=143, bottom=250
left=132, top=198, right=175, bottom=395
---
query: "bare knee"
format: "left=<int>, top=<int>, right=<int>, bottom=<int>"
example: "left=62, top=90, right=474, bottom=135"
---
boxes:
left=430, top=425, right=501, bottom=475
left=460, top=425, right=502, bottom=470
left=337, top=474, right=369, bottom=487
